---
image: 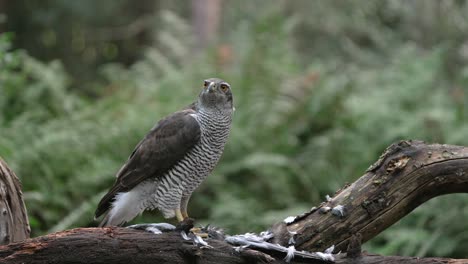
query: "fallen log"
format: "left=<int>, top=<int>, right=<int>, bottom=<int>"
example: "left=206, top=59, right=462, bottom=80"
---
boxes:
left=0, top=227, right=466, bottom=264
left=0, top=140, right=467, bottom=263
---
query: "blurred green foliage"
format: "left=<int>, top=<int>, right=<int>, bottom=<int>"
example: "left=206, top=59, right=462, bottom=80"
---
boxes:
left=1, top=0, right=468, bottom=258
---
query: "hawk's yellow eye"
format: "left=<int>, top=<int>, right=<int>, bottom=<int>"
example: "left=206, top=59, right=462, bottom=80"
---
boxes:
left=220, top=83, right=229, bottom=92
left=204, top=81, right=210, bottom=89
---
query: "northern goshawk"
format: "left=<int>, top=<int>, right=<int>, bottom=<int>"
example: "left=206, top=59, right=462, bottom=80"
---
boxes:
left=95, top=78, right=234, bottom=226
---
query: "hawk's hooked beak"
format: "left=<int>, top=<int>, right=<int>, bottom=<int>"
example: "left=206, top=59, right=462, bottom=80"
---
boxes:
left=207, top=82, right=215, bottom=93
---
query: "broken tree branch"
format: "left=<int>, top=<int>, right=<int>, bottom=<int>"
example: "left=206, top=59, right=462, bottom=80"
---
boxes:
left=0, top=157, right=30, bottom=245
left=271, top=140, right=468, bottom=252
left=0, top=140, right=467, bottom=263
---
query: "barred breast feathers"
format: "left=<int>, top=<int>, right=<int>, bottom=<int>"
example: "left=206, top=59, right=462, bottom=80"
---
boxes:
left=152, top=108, right=232, bottom=215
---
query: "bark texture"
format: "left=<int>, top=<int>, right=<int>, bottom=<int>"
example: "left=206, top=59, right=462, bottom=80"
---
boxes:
left=0, top=157, right=30, bottom=245
left=270, top=140, right=468, bottom=252
left=1, top=140, right=467, bottom=263
left=0, top=227, right=466, bottom=264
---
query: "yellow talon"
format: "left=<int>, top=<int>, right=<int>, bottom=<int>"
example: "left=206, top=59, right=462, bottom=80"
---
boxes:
left=190, top=227, right=208, bottom=238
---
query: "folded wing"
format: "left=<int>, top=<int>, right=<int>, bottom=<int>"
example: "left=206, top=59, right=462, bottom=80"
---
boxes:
left=95, top=108, right=201, bottom=218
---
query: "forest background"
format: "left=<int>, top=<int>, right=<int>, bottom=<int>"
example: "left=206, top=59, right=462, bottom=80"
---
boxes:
left=0, top=0, right=467, bottom=258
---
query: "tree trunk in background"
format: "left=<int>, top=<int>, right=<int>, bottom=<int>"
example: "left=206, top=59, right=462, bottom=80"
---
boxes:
left=191, top=0, right=221, bottom=52
left=0, top=0, right=6, bottom=33
left=0, top=157, right=30, bottom=245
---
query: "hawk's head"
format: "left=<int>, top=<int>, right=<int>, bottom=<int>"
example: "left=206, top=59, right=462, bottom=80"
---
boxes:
left=198, top=78, right=234, bottom=112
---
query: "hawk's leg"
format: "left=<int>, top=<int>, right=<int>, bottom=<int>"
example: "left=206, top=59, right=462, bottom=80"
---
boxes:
left=179, top=195, right=208, bottom=237
left=176, top=208, right=207, bottom=237
left=175, top=209, right=184, bottom=222
left=180, top=194, right=190, bottom=219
